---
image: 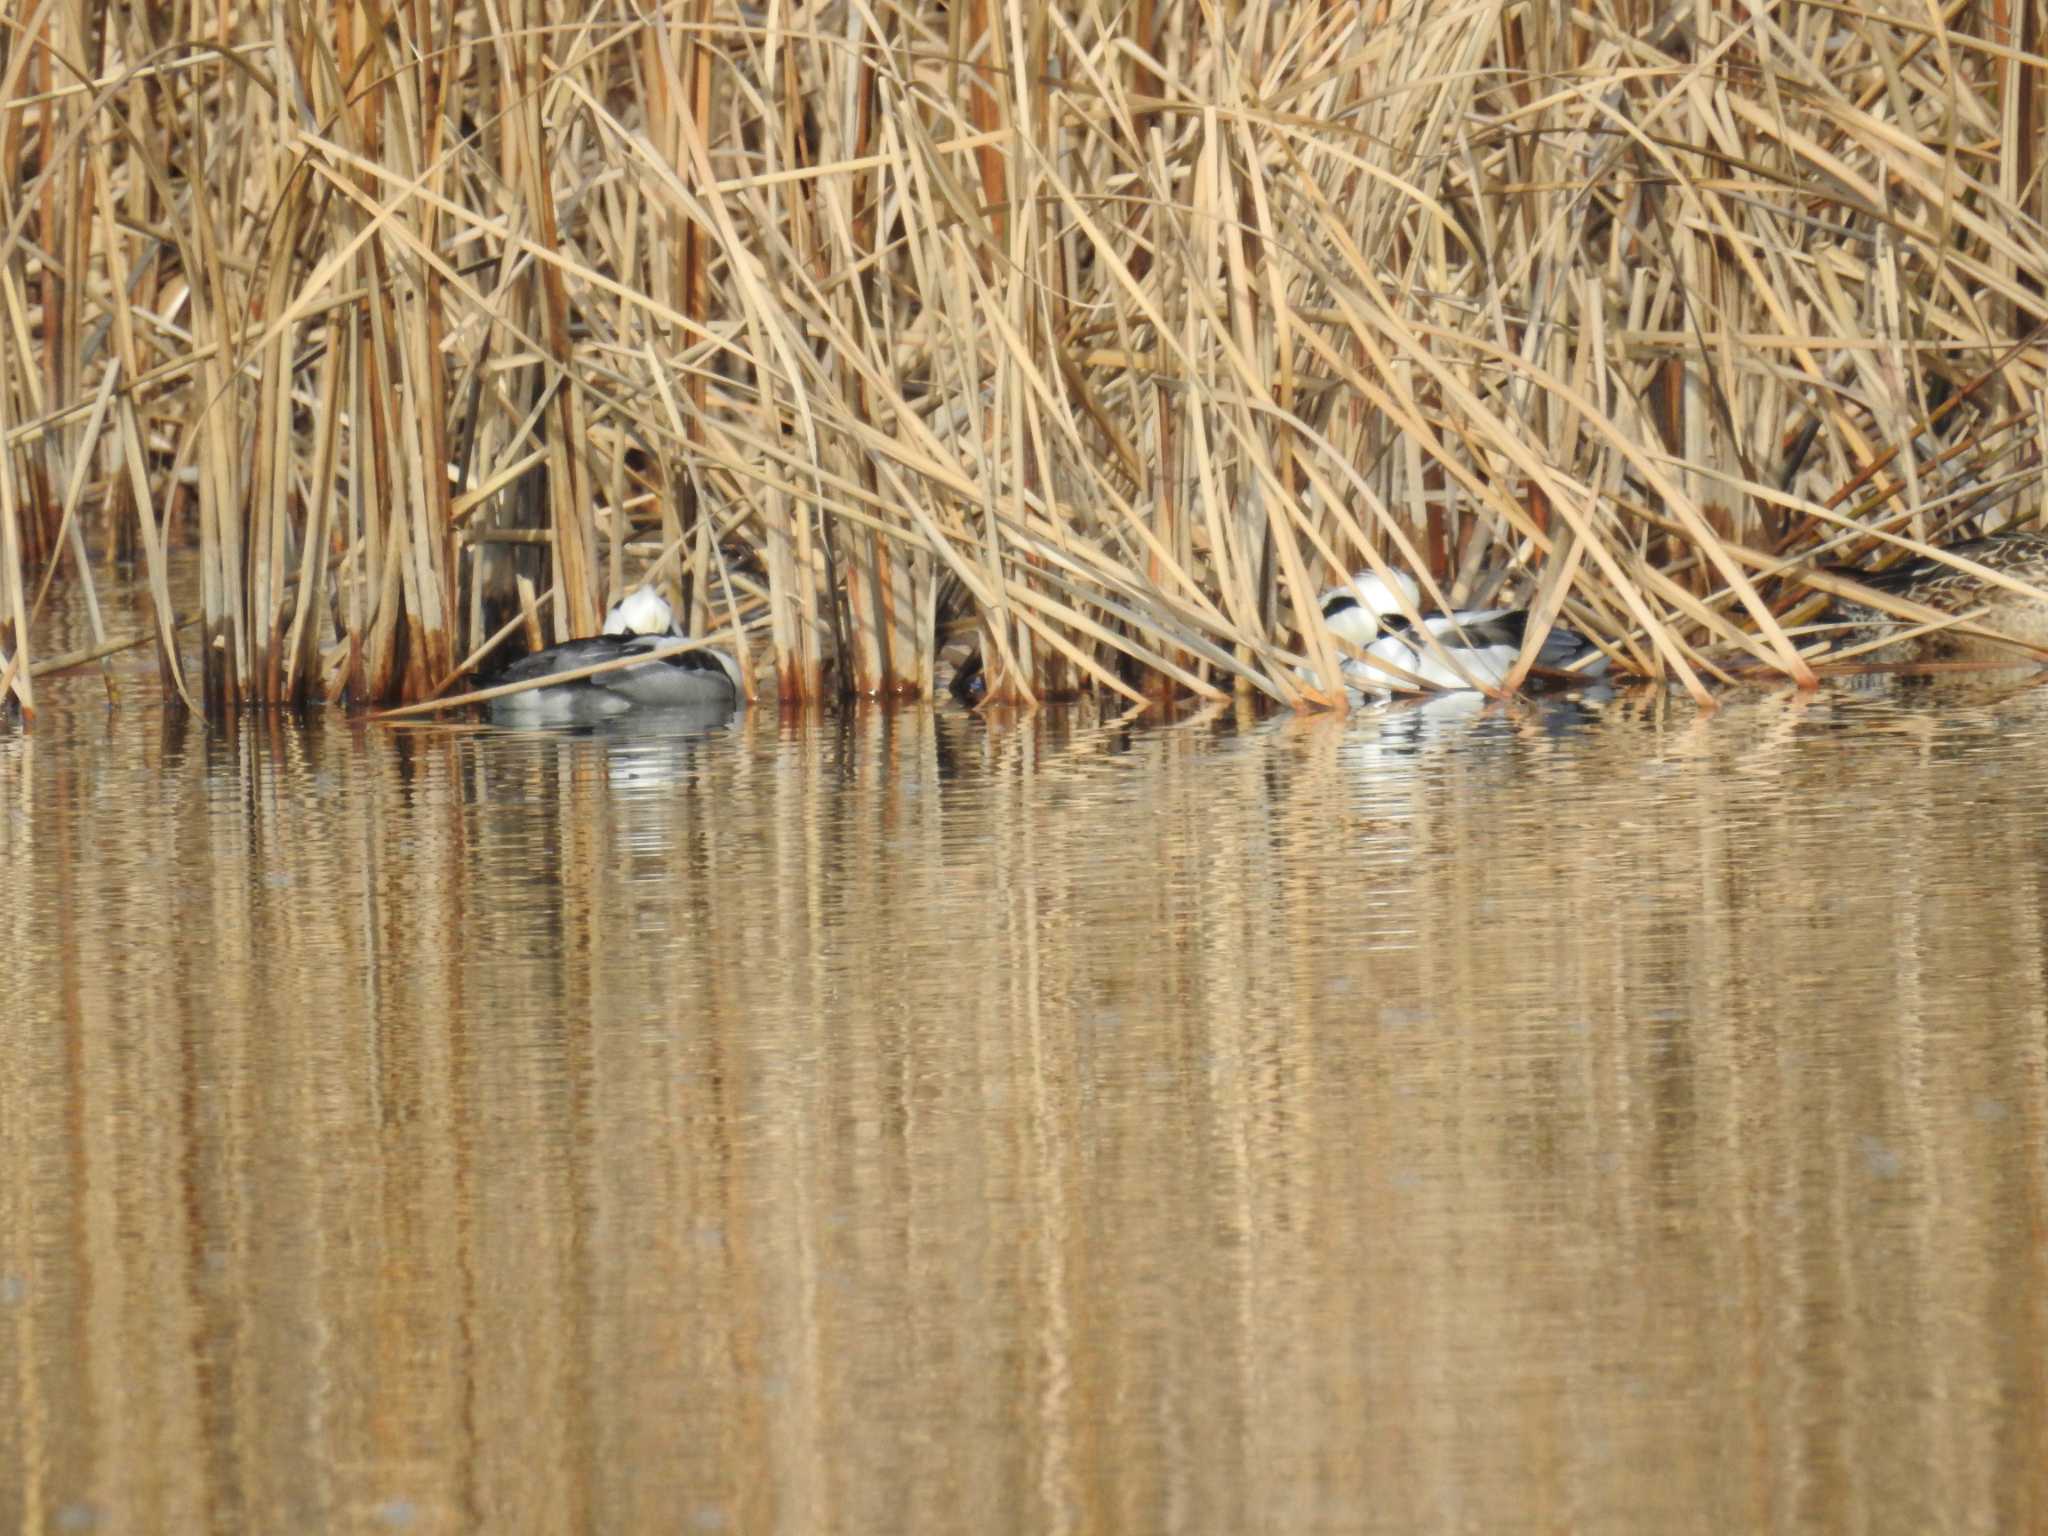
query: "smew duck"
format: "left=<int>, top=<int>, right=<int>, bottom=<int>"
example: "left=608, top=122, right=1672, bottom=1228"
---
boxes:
left=485, top=589, right=743, bottom=725
left=1318, top=570, right=1608, bottom=697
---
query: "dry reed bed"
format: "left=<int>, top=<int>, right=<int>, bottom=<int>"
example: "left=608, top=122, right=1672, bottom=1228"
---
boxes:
left=0, top=0, right=2044, bottom=722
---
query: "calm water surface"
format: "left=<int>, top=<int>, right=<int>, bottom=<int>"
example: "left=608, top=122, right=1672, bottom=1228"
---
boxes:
left=5, top=658, right=2048, bottom=1534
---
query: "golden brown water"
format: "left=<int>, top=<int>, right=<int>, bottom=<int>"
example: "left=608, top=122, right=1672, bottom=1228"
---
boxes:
left=6, top=669, right=2048, bottom=1534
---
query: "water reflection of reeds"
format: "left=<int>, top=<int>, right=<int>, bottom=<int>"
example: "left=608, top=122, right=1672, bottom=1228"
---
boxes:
left=7, top=686, right=2048, bottom=1530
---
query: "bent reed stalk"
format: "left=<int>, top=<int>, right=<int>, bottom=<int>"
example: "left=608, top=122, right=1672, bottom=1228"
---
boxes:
left=2, top=0, right=2048, bottom=722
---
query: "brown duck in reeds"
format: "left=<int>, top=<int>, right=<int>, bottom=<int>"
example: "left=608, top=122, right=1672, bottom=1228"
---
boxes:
left=1827, top=529, right=2048, bottom=661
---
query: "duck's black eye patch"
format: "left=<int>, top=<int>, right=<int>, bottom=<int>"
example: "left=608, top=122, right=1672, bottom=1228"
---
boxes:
left=1322, top=593, right=1360, bottom=619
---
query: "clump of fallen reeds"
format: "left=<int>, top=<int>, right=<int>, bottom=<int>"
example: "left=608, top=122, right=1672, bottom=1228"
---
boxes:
left=1, top=1, right=2046, bottom=723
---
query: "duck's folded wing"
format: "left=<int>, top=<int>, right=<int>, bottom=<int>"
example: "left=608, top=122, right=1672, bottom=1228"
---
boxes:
left=1421, top=608, right=1604, bottom=673
left=485, top=634, right=635, bottom=687
left=1425, top=607, right=1532, bottom=649
left=596, top=639, right=743, bottom=704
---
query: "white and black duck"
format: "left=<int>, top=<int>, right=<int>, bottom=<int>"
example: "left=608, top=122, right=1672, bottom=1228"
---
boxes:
left=483, top=589, right=743, bottom=725
left=1318, top=569, right=1608, bottom=697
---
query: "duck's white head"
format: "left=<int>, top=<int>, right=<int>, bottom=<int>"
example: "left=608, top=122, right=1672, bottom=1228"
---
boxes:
left=1319, top=569, right=1421, bottom=646
left=602, top=587, right=679, bottom=638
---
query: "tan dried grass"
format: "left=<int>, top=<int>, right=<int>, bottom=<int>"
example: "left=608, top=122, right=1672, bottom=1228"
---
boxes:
left=0, top=0, right=2044, bottom=718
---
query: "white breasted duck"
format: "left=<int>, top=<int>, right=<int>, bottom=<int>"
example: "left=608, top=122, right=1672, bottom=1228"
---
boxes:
left=484, top=589, right=744, bottom=725
left=1317, top=569, right=1607, bottom=697
left=1827, top=530, right=2048, bottom=660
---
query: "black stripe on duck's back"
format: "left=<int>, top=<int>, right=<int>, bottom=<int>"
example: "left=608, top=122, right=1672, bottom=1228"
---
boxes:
left=1384, top=606, right=1580, bottom=656
left=630, top=643, right=736, bottom=677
